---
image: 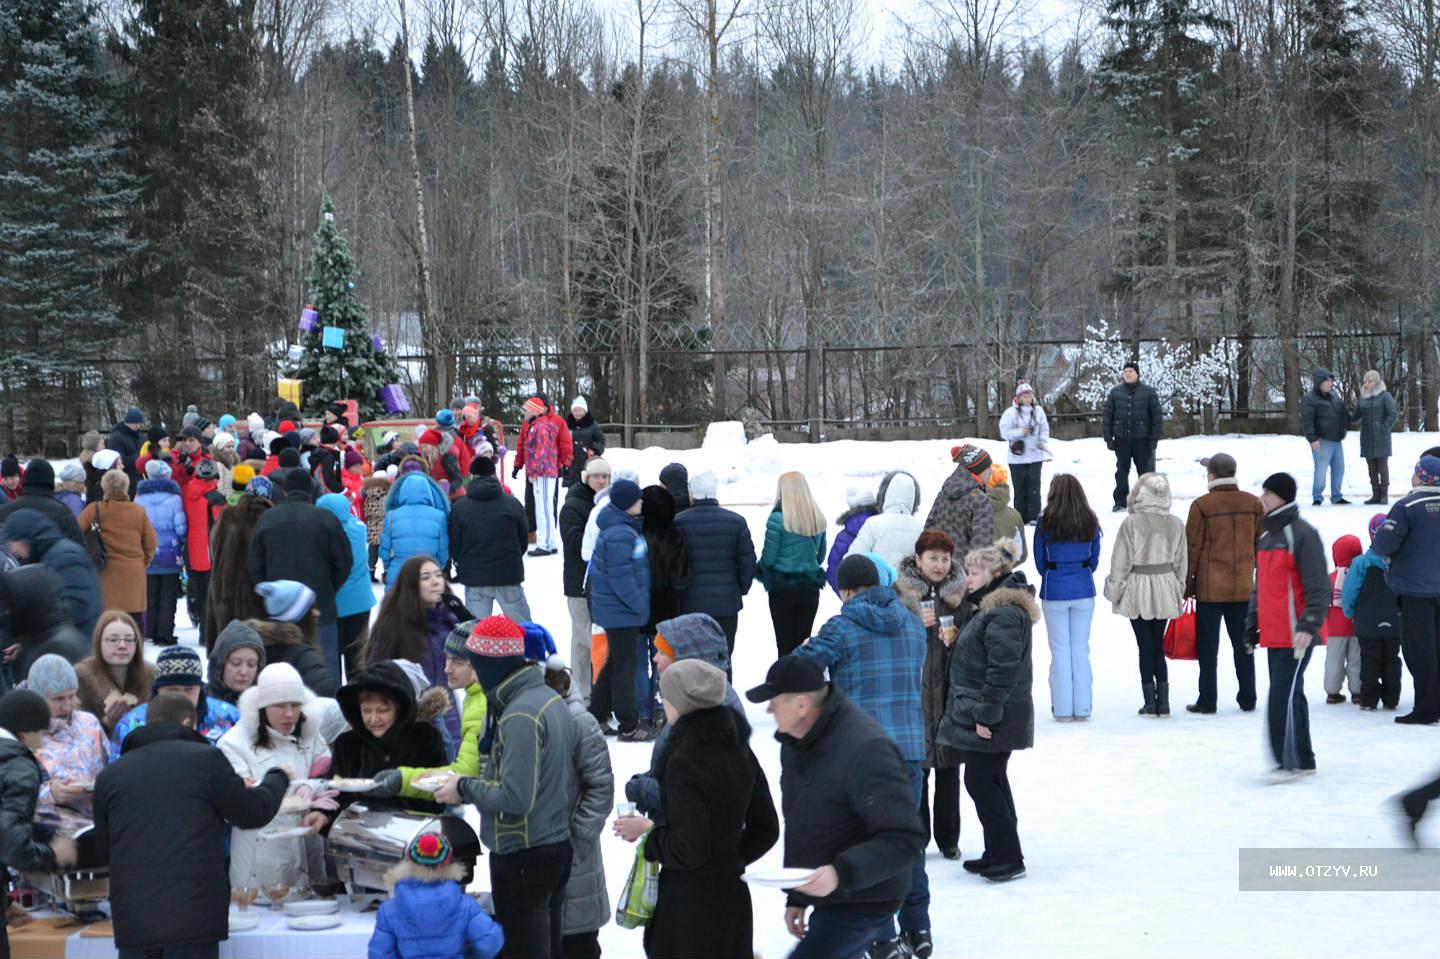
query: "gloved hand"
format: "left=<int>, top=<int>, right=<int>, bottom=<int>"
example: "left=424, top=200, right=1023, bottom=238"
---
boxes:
left=511, top=466, right=521, bottom=480
left=1106, top=439, right=1116, bottom=452
left=365, top=769, right=403, bottom=798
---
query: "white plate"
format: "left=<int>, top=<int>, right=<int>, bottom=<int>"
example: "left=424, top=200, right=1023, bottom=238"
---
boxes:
left=327, top=778, right=377, bottom=793
left=279, top=795, right=312, bottom=814
left=742, top=867, right=815, bottom=889
left=283, top=899, right=339, bottom=917
left=287, top=914, right=343, bottom=931
left=411, top=774, right=450, bottom=793
left=229, top=913, right=261, bottom=932
left=257, top=826, right=312, bottom=841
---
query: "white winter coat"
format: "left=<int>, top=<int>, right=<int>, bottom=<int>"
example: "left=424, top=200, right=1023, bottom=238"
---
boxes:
left=581, top=488, right=612, bottom=562
left=999, top=403, right=1050, bottom=464
left=218, top=691, right=331, bottom=893
left=1105, top=473, right=1187, bottom=621
left=850, top=471, right=925, bottom=570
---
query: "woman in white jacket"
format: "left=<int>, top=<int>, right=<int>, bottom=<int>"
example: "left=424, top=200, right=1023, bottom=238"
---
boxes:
left=218, top=662, right=332, bottom=896
left=998, top=382, right=1050, bottom=525
left=848, top=470, right=924, bottom=571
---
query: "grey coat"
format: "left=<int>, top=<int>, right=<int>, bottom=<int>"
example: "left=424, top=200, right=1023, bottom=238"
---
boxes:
left=1352, top=387, right=1398, bottom=458
left=922, top=466, right=996, bottom=554
left=562, top=697, right=613, bottom=935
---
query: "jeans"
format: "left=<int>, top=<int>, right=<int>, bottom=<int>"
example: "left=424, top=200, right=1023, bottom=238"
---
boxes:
left=567, top=596, right=593, bottom=703
left=1266, top=646, right=1315, bottom=771
left=1311, top=439, right=1345, bottom=502
left=590, top=625, right=639, bottom=733
left=789, top=907, right=895, bottom=959
left=769, top=588, right=820, bottom=658
left=1323, top=635, right=1362, bottom=696
left=533, top=475, right=559, bottom=550
left=466, top=584, right=534, bottom=623
left=1010, top=462, right=1043, bottom=524
left=1195, top=600, right=1255, bottom=710
left=920, top=765, right=960, bottom=852
left=893, top=761, right=930, bottom=936
left=316, top=621, right=341, bottom=687
left=145, top=572, right=181, bottom=642
left=1400, top=595, right=1440, bottom=720
left=490, top=840, right=573, bottom=959
left=963, top=750, right=1022, bottom=864
left=1132, top=617, right=1168, bottom=684
left=634, top=633, right=659, bottom=721
left=1043, top=597, right=1094, bottom=717
left=1112, top=438, right=1156, bottom=508
left=1358, top=636, right=1403, bottom=709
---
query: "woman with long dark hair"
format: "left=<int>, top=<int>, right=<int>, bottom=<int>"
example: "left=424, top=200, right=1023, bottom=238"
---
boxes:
left=364, top=556, right=472, bottom=752
left=1034, top=475, right=1102, bottom=721
left=639, top=485, right=690, bottom=731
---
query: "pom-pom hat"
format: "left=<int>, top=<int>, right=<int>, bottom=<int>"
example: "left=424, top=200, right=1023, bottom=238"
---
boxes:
left=407, top=831, right=453, bottom=868
left=256, top=580, right=316, bottom=623
left=466, top=616, right=527, bottom=658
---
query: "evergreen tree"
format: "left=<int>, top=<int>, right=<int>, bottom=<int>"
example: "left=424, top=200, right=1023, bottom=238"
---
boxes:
left=287, top=197, right=402, bottom=422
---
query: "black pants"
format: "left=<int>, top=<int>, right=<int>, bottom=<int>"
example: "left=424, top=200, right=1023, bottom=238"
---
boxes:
left=146, top=573, right=181, bottom=642
left=1195, top=601, right=1254, bottom=710
left=591, top=624, right=639, bottom=733
left=1400, top=595, right=1440, bottom=720
left=1132, top=617, right=1168, bottom=684
left=337, top=610, right=371, bottom=683
left=367, top=542, right=379, bottom=576
left=920, top=765, right=961, bottom=852
left=714, top=614, right=739, bottom=680
left=1112, top=438, right=1156, bottom=508
left=561, top=930, right=601, bottom=959
left=117, top=943, right=219, bottom=959
left=491, top=840, right=573, bottom=959
left=769, top=588, right=820, bottom=657
left=963, top=751, right=1021, bottom=864
left=187, top=569, right=210, bottom=646
left=1366, top=457, right=1390, bottom=491
left=1010, top=462, right=1043, bottom=524
left=1358, top=635, right=1404, bottom=709
left=1267, top=646, right=1315, bottom=771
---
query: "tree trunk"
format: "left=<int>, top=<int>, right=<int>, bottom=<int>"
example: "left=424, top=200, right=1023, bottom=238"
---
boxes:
left=1281, top=128, right=1302, bottom=433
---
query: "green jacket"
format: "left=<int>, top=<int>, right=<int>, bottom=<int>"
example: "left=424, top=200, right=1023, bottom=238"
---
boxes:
left=986, top=482, right=1028, bottom=565
left=398, top=683, right=487, bottom=797
left=757, top=510, right=827, bottom=593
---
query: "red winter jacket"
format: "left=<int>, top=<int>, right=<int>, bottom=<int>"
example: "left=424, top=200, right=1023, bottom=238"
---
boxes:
left=1245, top=504, right=1330, bottom=650
left=181, top=478, right=227, bottom=572
left=515, top=410, right=572, bottom=479
left=1325, top=535, right=1363, bottom=639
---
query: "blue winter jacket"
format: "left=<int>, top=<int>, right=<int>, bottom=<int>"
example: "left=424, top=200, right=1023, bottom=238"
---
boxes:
left=673, top=499, right=757, bottom=617
left=1341, top=548, right=1388, bottom=618
left=317, top=493, right=378, bottom=619
left=1373, top=485, right=1440, bottom=598
left=368, top=875, right=504, bottom=959
left=795, top=585, right=926, bottom=762
left=380, top=473, right=450, bottom=588
left=134, top=479, right=187, bottom=573
left=826, top=506, right=876, bottom=594
left=1034, top=526, right=1102, bottom=602
left=588, top=505, right=650, bottom=629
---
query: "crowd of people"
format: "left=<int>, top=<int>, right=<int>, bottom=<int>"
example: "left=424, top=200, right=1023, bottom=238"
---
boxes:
left=1, top=366, right=1439, bottom=959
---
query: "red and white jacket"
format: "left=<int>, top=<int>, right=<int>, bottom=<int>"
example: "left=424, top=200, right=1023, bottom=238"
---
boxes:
left=1245, top=503, right=1330, bottom=650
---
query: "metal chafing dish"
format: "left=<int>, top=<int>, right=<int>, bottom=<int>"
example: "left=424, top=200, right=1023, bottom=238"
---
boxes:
left=327, top=806, right=481, bottom=911
left=25, top=814, right=108, bottom=920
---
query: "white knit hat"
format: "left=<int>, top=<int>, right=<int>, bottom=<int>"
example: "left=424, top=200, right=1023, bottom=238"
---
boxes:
left=244, top=662, right=312, bottom=713
left=247, top=412, right=265, bottom=435
left=92, top=449, right=121, bottom=471
left=570, top=396, right=588, bottom=412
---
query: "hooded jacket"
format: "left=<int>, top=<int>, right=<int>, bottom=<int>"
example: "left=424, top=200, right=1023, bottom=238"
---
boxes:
left=895, top=556, right=969, bottom=766
left=380, top=472, right=450, bottom=584
left=247, top=489, right=352, bottom=625
left=134, top=477, right=187, bottom=573
left=923, top=465, right=995, bottom=554
left=936, top=571, right=1039, bottom=754
left=849, top=471, right=924, bottom=571
left=1300, top=368, right=1349, bottom=443
left=332, top=662, right=448, bottom=815
left=1183, top=478, right=1264, bottom=603
left=180, top=477, right=226, bottom=573
left=589, top=505, right=651, bottom=629
left=516, top=407, right=573, bottom=479
left=674, top=498, right=757, bottom=617
left=1373, top=483, right=1440, bottom=598
left=206, top=620, right=267, bottom=705
left=1341, top=547, right=1401, bottom=638
left=796, top=585, right=927, bottom=762
left=1245, top=502, right=1331, bottom=648
left=217, top=685, right=329, bottom=891
left=449, top=475, right=528, bottom=587
left=985, top=473, right=1029, bottom=565
left=0, top=732, right=58, bottom=887
left=1352, top=378, right=1398, bottom=458
left=0, top=473, right=84, bottom=545
left=1, top=510, right=102, bottom=639
left=0, top=564, right=90, bottom=680
left=1325, top=535, right=1363, bottom=638
left=825, top=490, right=878, bottom=594
left=369, top=861, right=504, bottom=959
left=1105, top=473, right=1187, bottom=621
left=316, top=493, right=378, bottom=619
left=562, top=695, right=614, bottom=936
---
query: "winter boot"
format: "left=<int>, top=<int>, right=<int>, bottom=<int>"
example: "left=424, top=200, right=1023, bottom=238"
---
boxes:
left=1138, top=682, right=1157, bottom=717
left=1156, top=682, right=1171, bottom=716
left=1380, top=484, right=1389, bottom=503
left=1365, top=484, right=1381, bottom=505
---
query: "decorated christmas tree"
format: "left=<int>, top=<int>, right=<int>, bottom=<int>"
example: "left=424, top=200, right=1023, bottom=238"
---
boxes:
left=287, top=196, right=403, bottom=421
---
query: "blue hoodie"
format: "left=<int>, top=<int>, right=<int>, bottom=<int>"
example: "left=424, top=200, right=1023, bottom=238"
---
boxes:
left=588, top=504, right=650, bottom=629
left=380, top=472, right=450, bottom=586
left=317, top=493, right=378, bottom=618
left=369, top=873, right=503, bottom=959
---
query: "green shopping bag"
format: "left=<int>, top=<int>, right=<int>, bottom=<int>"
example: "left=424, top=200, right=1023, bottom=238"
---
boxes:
left=615, top=833, right=660, bottom=929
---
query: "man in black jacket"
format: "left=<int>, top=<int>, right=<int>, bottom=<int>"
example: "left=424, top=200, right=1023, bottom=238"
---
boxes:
left=674, top=470, right=756, bottom=665
left=747, top=657, right=925, bottom=959
left=561, top=457, right=610, bottom=703
left=247, top=469, right=351, bottom=686
left=0, top=459, right=84, bottom=545
left=108, top=407, right=146, bottom=487
left=1102, top=362, right=1164, bottom=512
left=1300, top=367, right=1351, bottom=505
left=94, top=691, right=288, bottom=959
left=451, top=454, right=532, bottom=622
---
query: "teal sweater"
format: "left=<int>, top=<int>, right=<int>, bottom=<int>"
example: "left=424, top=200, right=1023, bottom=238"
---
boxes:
left=757, top=510, right=827, bottom=593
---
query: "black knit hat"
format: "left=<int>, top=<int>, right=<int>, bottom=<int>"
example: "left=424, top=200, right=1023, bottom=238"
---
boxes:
left=1262, top=472, right=1297, bottom=504
left=20, top=458, right=54, bottom=491
left=0, top=689, right=52, bottom=734
left=319, top=426, right=340, bottom=445
left=1123, top=361, right=1140, bottom=375
left=278, top=448, right=301, bottom=469
left=283, top=467, right=312, bottom=492
left=836, top=553, right=880, bottom=591
left=1, top=455, right=21, bottom=479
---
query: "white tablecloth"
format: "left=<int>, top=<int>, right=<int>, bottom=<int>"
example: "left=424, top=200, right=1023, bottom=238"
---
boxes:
left=64, top=906, right=376, bottom=959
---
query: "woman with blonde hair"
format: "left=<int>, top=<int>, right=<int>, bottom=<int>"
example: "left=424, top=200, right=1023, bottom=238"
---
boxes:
left=757, top=471, right=827, bottom=656
left=77, top=471, right=155, bottom=619
left=73, top=611, right=154, bottom=736
left=1352, top=369, right=1399, bottom=504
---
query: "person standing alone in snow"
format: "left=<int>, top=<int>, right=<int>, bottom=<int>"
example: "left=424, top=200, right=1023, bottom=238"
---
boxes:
left=998, top=382, right=1049, bottom=525
left=1102, top=362, right=1163, bottom=512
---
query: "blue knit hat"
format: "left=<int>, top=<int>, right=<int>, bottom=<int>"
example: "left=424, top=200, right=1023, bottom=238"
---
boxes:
left=153, top=646, right=204, bottom=690
left=435, top=408, right=456, bottom=429
left=218, top=414, right=236, bottom=431
left=245, top=475, right=274, bottom=499
left=1416, top=455, right=1440, bottom=487
left=255, top=580, right=316, bottom=623
left=609, top=479, right=642, bottom=512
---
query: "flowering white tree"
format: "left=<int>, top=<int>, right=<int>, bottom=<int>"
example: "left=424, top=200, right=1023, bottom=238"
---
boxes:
left=1073, top=320, right=1236, bottom=409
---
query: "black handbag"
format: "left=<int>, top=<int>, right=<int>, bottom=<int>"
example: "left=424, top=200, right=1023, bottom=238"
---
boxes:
left=85, top=503, right=109, bottom=571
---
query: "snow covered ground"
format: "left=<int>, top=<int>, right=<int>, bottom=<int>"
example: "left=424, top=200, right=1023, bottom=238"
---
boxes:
left=160, top=426, right=1440, bottom=957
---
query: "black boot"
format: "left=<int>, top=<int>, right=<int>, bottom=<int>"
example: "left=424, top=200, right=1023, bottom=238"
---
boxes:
left=1138, top=682, right=1157, bottom=717
left=1380, top=484, right=1389, bottom=503
left=1156, top=681, right=1171, bottom=717
left=1365, top=484, right=1381, bottom=505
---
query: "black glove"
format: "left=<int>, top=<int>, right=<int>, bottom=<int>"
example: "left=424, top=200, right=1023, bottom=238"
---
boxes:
left=364, top=769, right=403, bottom=798
left=1106, top=439, right=1115, bottom=452
left=511, top=466, right=520, bottom=480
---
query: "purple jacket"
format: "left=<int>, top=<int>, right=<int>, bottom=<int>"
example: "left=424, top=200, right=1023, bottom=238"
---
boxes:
left=826, top=505, right=877, bottom=594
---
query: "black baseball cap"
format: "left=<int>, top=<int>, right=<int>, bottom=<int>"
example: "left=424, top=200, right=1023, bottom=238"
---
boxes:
left=745, top=655, right=826, bottom=703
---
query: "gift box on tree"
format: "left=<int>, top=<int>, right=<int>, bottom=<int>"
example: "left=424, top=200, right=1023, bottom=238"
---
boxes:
left=322, top=326, right=345, bottom=349
left=371, top=335, right=384, bottom=351
left=380, top=384, right=410, bottom=414
left=278, top=378, right=303, bottom=406
left=299, top=306, right=318, bottom=333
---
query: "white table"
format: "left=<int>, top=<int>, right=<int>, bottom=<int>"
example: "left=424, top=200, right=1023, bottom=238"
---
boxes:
left=63, top=906, right=376, bottom=959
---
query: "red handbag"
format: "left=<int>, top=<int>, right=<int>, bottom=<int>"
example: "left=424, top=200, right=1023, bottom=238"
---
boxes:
left=1164, top=600, right=1198, bottom=660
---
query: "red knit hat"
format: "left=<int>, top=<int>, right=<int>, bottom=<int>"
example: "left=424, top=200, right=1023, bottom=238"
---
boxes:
left=417, top=428, right=443, bottom=447
left=522, top=397, right=545, bottom=418
left=278, top=420, right=296, bottom=434
left=467, top=616, right=526, bottom=658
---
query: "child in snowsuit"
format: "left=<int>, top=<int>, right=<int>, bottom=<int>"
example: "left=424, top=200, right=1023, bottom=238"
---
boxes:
left=1323, top=534, right=1363, bottom=704
left=368, top=832, right=503, bottom=959
left=1341, top=514, right=1405, bottom=710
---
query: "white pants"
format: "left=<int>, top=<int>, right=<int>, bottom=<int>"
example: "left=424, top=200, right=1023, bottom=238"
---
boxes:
left=534, top=475, right=558, bottom=550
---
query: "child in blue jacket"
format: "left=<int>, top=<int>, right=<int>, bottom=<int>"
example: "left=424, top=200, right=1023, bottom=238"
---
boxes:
left=369, top=832, right=502, bottom=959
left=1341, top=513, right=1404, bottom=710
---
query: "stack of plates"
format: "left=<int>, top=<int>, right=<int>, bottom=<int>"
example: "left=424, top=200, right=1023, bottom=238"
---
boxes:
left=741, top=867, right=814, bottom=889
left=283, top=900, right=340, bottom=918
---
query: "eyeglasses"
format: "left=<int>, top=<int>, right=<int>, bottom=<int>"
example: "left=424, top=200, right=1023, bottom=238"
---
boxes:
left=103, top=635, right=138, bottom=647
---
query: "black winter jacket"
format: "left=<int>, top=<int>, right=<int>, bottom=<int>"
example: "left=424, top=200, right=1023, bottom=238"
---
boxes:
left=0, top=735, right=57, bottom=894
left=777, top=689, right=926, bottom=914
left=0, top=509, right=102, bottom=639
left=449, top=476, right=528, bottom=587
left=254, top=622, right=338, bottom=697
left=94, top=722, right=286, bottom=950
left=1300, top=368, right=1350, bottom=443
left=564, top=413, right=606, bottom=486
left=673, top=500, right=756, bottom=617
left=643, top=486, right=692, bottom=632
left=935, top=572, right=1038, bottom=756
left=1103, top=381, right=1164, bottom=443
left=247, top=490, right=352, bottom=624
left=0, top=565, right=90, bottom=681
left=332, top=662, right=448, bottom=816
left=107, top=421, right=143, bottom=484
left=560, top=482, right=597, bottom=598
left=0, top=488, right=84, bottom=546
left=659, top=463, right=692, bottom=512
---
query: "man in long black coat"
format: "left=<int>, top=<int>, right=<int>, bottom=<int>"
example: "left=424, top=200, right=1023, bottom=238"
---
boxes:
left=1102, top=362, right=1164, bottom=511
